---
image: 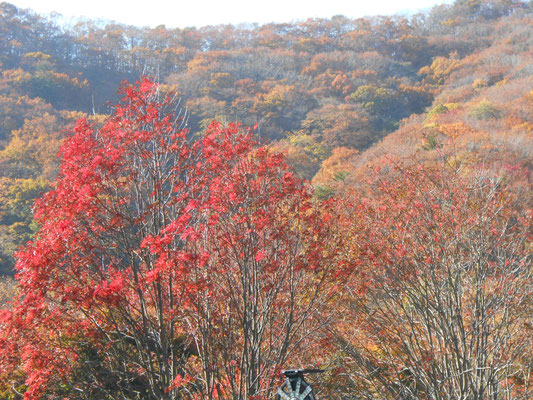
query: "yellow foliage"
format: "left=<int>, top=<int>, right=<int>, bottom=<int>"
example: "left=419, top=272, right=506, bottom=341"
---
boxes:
left=419, top=56, right=463, bottom=84
left=209, top=72, right=233, bottom=88
left=313, top=146, right=359, bottom=187
left=436, top=122, right=477, bottom=139
left=441, top=18, right=460, bottom=27
left=472, top=78, right=488, bottom=89
left=259, top=84, right=294, bottom=114
left=270, top=133, right=330, bottom=180
left=2, top=68, right=31, bottom=84
left=22, top=52, right=52, bottom=61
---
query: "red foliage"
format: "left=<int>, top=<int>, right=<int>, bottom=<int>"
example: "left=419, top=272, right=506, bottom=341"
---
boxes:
left=0, top=78, right=338, bottom=400
left=331, top=162, right=532, bottom=399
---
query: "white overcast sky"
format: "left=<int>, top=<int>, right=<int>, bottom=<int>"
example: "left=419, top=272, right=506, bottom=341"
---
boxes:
left=8, top=0, right=455, bottom=28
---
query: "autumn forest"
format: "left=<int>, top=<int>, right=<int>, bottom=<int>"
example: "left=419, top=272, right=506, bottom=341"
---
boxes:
left=0, top=0, right=531, bottom=399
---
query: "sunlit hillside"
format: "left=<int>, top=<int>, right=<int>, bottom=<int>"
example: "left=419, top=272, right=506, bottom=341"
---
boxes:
left=0, top=1, right=531, bottom=399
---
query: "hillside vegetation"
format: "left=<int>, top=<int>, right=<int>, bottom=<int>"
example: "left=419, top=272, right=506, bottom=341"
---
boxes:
left=1, top=0, right=531, bottom=273
left=0, top=2, right=531, bottom=399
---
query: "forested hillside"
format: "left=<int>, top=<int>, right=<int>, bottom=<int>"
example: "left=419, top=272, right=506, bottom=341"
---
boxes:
left=0, top=1, right=531, bottom=399
left=1, top=0, right=531, bottom=274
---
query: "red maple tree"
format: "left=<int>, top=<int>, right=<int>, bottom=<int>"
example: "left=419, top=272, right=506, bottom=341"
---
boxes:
left=0, top=78, right=338, bottom=400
